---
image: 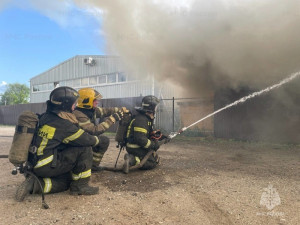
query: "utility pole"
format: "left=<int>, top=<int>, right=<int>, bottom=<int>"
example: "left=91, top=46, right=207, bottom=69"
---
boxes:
left=151, top=73, right=155, bottom=96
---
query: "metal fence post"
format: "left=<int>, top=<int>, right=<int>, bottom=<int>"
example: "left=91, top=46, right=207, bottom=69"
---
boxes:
left=172, top=97, right=175, bottom=132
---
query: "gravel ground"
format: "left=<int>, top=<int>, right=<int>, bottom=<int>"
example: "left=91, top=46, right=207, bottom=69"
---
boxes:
left=0, top=126, right=299, bottom=225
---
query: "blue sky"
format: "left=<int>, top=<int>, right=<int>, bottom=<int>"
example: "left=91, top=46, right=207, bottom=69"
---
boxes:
left=0, top=2, right=104, bottom=92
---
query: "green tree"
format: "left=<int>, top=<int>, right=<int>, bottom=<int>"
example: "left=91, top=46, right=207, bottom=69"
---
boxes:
left=0, top=83, right=30, bottom=105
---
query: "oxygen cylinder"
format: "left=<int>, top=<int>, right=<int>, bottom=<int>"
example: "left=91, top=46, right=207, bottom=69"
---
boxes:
left=9, top=111, right=39, bottom=165
left=115, top=112, right=132, bottom=145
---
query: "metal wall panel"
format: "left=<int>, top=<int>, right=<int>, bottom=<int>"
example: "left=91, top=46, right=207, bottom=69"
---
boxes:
left=30, top=79, right=178, bottom=103
left=30, top=80, right=152, bottom=103
left=0, top=97, right=181, bottom=134
left=0, top=97, right=143, bottom=129
left=30, top=56, right=122, bottom=85
left=0, top=103, right=47, bottom=125
left=29, top=55, right=179, bottom=108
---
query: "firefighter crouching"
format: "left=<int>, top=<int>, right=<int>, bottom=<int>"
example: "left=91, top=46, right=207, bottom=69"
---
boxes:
left=16, top=87, right=102, bottom=202
left=73, top=88, right=127, bottom=172
left=123, top=95, right=162, bottom=173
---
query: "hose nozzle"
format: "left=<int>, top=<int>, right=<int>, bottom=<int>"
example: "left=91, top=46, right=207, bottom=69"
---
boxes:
left=178, top=127, right=187, bottom=134
left=168, top=127, right=187, bottom=139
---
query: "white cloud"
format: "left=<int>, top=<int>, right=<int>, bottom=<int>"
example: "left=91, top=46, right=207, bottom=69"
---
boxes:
left=0, top=0, right=11, bottom=10
left=25, top=0, right=102, bottom=28
left=0, top=81, right=7, bottom=94
left=0, top=81, right=7, bottom=86
left=28, top=0, right=75, bottom=27
left=1, top=0, right=101, bottom=28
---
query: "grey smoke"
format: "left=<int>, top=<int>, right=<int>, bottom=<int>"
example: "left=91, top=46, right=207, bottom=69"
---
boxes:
left=75, top=0, right=299, bottom=143
left=74, top=0, right=300, bottom=96
left=2, top=0, right=300, bottom=96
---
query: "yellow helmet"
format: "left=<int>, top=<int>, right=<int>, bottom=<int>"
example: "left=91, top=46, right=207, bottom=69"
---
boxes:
left=77, top=88, right=103, bottom=109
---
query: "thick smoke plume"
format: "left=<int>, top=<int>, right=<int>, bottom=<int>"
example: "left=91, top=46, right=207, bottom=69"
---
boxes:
left=3, top=0, right=300, bottom=96
left=75, top=0, right=299, bottom=143
left=2, top=0, right=299, bottom=141
left=74, top=0, right=300, bottom=96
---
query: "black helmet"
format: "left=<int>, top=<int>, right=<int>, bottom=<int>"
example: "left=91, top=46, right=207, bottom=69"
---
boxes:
left=141, top=95, right=160, bottom=113
left=49, top=86, right=79, bottom=112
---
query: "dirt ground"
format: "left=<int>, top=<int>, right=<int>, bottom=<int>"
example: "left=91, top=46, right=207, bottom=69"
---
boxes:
left=0, top=126, right=299, bottom=225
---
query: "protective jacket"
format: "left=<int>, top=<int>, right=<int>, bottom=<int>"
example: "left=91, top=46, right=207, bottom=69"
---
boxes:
left=31, top=110, right=99, bottom=194
left=125, top=111, right=160, bottom=170
left=126, top=112, right=156, bottom=155
left=33, top=111, right=98, bottom=167
left=73, top=106, right=123, bottom=169
left=73, top=107, right=121, bottom=135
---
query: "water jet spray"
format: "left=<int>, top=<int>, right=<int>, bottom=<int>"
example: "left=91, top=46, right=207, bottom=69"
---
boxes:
left=168, top=71, right=300, bottom=139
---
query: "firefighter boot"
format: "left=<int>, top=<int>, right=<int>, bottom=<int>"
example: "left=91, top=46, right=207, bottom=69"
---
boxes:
left=15, top=175, right=35, bottom=202
left=123, top=154, right=136, bottom=174
left=92, top=161, right=105, bottom=172
left=70, top=178, right=99, bottom=195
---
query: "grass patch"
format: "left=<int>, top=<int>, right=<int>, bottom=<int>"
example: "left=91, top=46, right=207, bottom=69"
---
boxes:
left=0, top=124, right=14, bottom=127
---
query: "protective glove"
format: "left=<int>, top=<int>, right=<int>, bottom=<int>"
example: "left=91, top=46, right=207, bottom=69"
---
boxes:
left=120, top=107, right=129, bottom=113
left=114, top=111, right=124, bottom=120
left=108, top=111, right=124, bottom=124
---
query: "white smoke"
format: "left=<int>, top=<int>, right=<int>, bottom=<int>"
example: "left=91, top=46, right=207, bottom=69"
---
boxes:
left=2, top=0, right=300, bottom=96
left=184, top=71, right=300, bottom=132
left=74, top=0, right=300, bottom=96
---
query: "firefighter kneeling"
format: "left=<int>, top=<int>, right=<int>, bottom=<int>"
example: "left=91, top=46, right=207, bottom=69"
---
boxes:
left=123, top=95, right=166, bottom=173
left=73, top=88, right=127, bottom=172
left=15, top=87, right=103, bottom=202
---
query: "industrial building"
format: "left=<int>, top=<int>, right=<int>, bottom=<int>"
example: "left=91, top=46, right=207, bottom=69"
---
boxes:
left=2, top=54, right=298, bottom=142
left=30, top=55, right=177, bottom=103
left=29, top=55, right=182, bottom=132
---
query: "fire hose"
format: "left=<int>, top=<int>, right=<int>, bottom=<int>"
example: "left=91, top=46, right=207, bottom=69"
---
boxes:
left=102, top=150, right=155, bottom=172
left=3, top=71, right=300, bottom=173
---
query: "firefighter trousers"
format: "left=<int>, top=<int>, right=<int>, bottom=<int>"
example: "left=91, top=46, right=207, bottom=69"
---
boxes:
left=33, top=146, right=93, bottom=194
left=92, top=135, right=110, bottom=166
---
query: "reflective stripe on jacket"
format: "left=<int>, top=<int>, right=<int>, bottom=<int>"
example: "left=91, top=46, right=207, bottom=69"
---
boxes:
left=73, top=107, right=120, bottom=135
left=34, top=112, right=99, bottom=167
left=126, top=112, right=153, bottom=150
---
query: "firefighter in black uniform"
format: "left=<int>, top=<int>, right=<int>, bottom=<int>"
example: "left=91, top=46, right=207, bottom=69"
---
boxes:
left=15, top=87, right=102, bottom=202
left=123, top=95, right=161, bottom=173
left=73, top=88, right=126, bottom=171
